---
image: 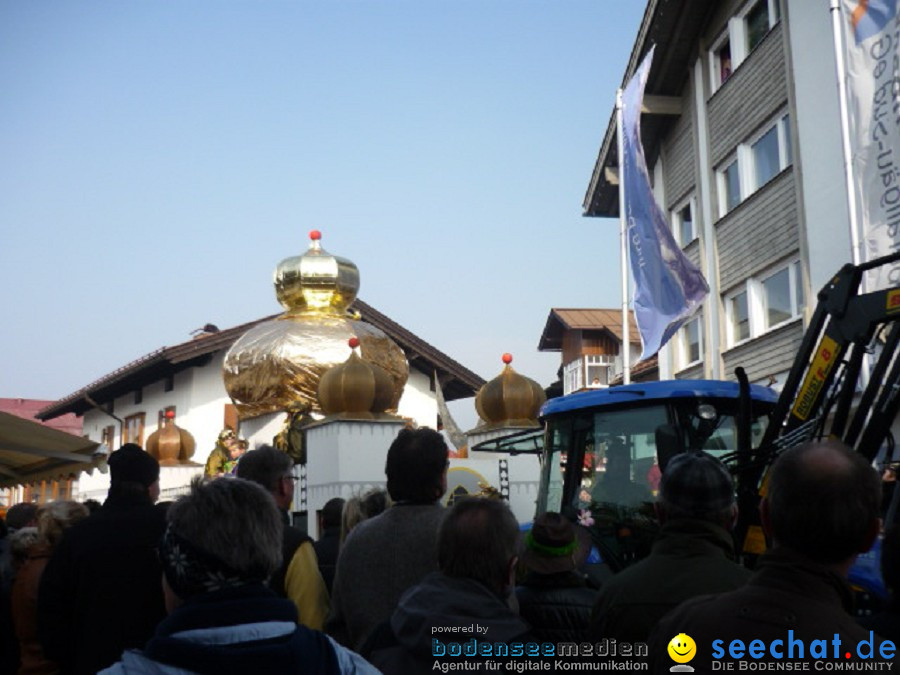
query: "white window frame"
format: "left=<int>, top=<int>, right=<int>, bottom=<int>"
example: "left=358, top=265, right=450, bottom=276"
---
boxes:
left=709, top=27, right=734, bottom=92
left=709, top=0, right=780, bottom=93
left=723, top=258, right=803, bottom=348
left=676, top=314, right=704, bottom=371
left=586, top=354, right=615, bottom=388
left=725, top=289, right=752, bottom=346
left=749, top=111, right=792, bottom=192
left=671, top=195, right=697, bottom=248
left=717, top=110, right=791, bottom=216
left=563, top=359, right=583, bottom=395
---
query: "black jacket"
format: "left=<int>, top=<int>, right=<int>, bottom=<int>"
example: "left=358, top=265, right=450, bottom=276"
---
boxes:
left=270, top=511, right=313, bottom=599
left=314, top=527, right=341, bottom=594
left=516, top=571, right=597, bottom=643
left=364, top=572, right=532, bottom=675
left=37, top=492, right=167, bottom=675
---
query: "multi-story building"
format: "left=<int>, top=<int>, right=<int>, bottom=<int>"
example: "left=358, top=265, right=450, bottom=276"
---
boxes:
left=584, top=0, right=851, bottom=387
left=537, top=308, right=657, bottom=395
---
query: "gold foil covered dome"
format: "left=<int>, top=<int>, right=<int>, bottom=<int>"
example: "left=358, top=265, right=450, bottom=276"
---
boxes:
left=475, top=353, right=546, bottom=428
left=223, top=231, right=408, bottom=419
left=318, top=337, right=397, bottom=417
left=275, top=230, right=360, bottom=314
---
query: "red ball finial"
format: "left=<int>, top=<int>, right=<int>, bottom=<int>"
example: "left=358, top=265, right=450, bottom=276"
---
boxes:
left=349, top=337, right=360, bottom=349
left=502, top=353, right=513, bottom=364
left=165, top=410, right=176, bottom=419
left=309, top=230, right=322, bottom=241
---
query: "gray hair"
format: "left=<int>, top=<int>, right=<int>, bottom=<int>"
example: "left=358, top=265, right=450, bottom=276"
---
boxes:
left=236, top=445, right=293, bottom=494
left=167, top=478, right=283, bottom=578
left=438, top=498, right=519, bottom=595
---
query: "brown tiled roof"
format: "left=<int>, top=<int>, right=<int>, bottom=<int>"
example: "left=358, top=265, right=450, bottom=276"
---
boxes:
left=538, top=308, right=640, bottom=351
left=38, top=299, right=485, bottom=420
left=610, top=354, right=660, bottom=385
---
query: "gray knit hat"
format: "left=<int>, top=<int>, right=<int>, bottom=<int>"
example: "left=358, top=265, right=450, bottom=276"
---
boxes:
left=659, top=451, right=735, bottom=516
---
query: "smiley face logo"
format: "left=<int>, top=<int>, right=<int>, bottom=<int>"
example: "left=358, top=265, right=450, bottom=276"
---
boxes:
left=667, top=633, right=696, bottom=664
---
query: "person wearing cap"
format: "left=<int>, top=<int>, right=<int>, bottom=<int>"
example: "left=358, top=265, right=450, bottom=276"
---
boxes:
left=37, top=444, right=167, bottom=675
left=589, top=450, right=751, bottom=644
left=515, top=512, right=598, bottom=643
left=98, top=477, right=378, bottom=675
left=648, top=440, right=890, bottom=671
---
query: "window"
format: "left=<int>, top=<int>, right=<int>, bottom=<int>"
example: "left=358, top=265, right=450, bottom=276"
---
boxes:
left=721, top=159, right=741, bottom=214
left=563, top=359, right=583, bottom=395
left=718, top=112, right=792, bottom=215
left=101, top=425, right=116, bottom=450
left=724, top=259, right=804, bottom=347
left=709, top=1, right=780, bottom=93
left=586, top=355, right=614, bottom=388
left=746, top=0, right=770, bottom=52
left=729, top=291, right=751, bottom=343
left=564, top=355, right=615, bottom=394
left=676, top=315, right=703, bottom=370
left=714, top=38, right=732, bottom=88
left=123, top=413, right=146, bottom=447
left=671, top=197, right=697, bottom=247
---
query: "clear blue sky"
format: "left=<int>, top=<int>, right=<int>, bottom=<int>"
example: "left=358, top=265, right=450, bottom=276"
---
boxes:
left=0, top=1, right=646, bottom=428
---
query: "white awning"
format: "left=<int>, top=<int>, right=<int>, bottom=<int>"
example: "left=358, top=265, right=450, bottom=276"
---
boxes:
left=0, top=411, right=100, bottom=488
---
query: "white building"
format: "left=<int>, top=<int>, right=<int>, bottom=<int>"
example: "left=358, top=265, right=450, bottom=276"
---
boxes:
left=37, top=299, right=484, bottom=503
left=583, top=0, right=857, bottom=387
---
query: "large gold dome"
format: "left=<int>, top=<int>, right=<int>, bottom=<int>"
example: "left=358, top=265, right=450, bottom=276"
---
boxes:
left=475, top=353, right=546, bottom=428
left=223, top=231, right=408, bottom=419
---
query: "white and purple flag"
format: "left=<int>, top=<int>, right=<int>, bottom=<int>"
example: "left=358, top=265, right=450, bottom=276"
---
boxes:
left=839, top=0, right=900, bottom=290
left=621, top=46, right=709, bottom=360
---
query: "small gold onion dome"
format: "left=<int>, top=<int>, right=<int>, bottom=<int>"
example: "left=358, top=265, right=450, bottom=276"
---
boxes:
left=146, top=410, right=197, bottom=466
left=318, top=337, right=396, bottom=417
left=275, top=229, right=359, bottom=315
left=475, top=353, right=546, bottom=428
left=223, top=230, right=408, bottom=419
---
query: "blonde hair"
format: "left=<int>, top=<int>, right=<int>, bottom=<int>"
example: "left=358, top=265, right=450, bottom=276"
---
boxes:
left=340, top=488, right=391, bottom=543
left=37, top=501, right=90, bottom=548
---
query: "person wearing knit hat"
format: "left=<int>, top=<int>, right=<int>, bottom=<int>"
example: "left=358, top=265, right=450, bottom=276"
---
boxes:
left=589, top=451, right=751, bottom=645
left=37, top=444, right=167, bottom=674
left=515, top=512, right=597, bottom=643
left=108, top=444, right=160, bottom=501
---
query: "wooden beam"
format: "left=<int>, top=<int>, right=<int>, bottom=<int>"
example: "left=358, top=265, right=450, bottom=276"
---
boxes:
left=642, top=95, right=681, bottom=116
left=604, top=166, right=619, bottom=186
left=0, top=464, right=22, bottom=479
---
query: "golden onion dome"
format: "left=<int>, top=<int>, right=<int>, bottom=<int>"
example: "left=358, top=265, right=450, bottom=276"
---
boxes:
left=223, top=231, right=408, bottom=419
left=146, top=410, right=197, bottom=466
left=475, top=353, right=546, bottom=428
left=318, top=337, right=396, bottom=417
left=274, top=229, right=360, bottom=315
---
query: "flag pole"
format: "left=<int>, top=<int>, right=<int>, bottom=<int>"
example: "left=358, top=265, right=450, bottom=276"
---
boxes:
left=830, top=0, right=863, bottom=268
left=830, top=0, right=870, bottom=389
left=616, top=87, right=631, bottom=385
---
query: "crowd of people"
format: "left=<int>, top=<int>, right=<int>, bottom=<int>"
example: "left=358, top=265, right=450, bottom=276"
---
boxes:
left=0, top=426, right=896, bottom=674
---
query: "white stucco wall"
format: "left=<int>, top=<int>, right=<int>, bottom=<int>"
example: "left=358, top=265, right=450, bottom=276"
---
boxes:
left=73, top=350, right=452, bottom=499
left=786, top=2, right=854, bottom=292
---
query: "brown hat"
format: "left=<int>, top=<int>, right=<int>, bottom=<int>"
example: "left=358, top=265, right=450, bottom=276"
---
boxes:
left=521, top=512, right=591, bottom=575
